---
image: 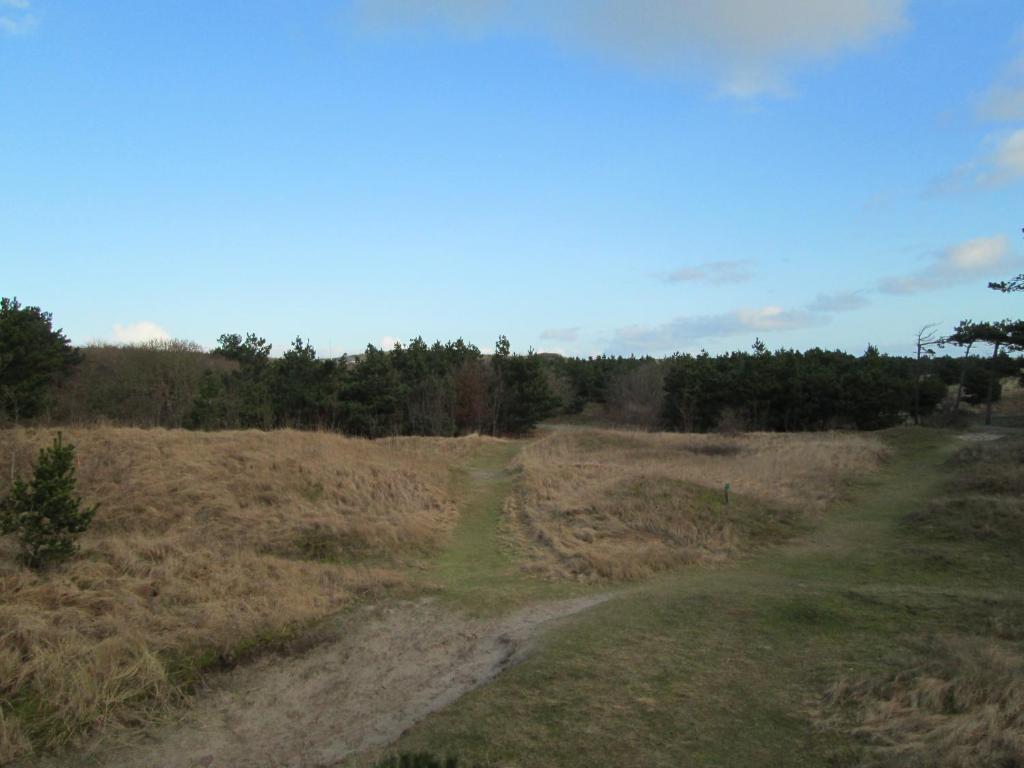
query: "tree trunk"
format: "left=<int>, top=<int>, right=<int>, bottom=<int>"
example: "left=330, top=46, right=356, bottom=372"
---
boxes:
left=913, top=346, right=922, bottom=426
left=985, top=342, right=1001, bottom=426
left=9, top=398, right=18, bottom=483
left=952, top=344, right=972, bottom=414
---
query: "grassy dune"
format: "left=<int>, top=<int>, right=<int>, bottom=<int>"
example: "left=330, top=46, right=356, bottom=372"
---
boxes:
left=821, top=434, right=1024, bottom=767
left=5, top=425, right=1019, bottom=766
left=507, top=428, right=889, bottom=579
left=379, top=430, right=1024, bottom=767
left=0, top=427, right=500, bottom=762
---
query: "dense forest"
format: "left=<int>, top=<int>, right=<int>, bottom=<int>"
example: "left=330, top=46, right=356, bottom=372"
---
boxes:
left=1, top=296, right=1021, bottom=436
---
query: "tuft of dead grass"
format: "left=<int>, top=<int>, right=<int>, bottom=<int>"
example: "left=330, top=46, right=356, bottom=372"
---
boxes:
left=0, top=427, right=499, bottom=761
left=507, top=428, right=888, bottom=580
left=822, top=637, right=1024, bottom=767
left=946, top=435, right=1024, bottom=496
left=903, top=435, right=1024, bottom=562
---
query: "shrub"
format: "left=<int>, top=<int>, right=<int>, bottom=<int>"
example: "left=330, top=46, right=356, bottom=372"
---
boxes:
left=0, top=433, right=97, bottom=569
left=374, top=753, right=469, bottom=768
left=962, top=364, right=1001, bottom=405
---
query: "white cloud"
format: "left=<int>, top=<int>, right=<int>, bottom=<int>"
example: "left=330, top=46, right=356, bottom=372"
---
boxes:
left=664, top=259, right=753, bottom=285
left=878, top=235, right=1011, bottom=295
left=379, top=335, right=401, bottom=349
left=539, top=327, right=580, bottom=342
left=112, top=321, right=171, bottom=344
left=945, top=236, right=1009, bottom=270
left=354, top=0, right=907, bottom=96
left=610, top=304, right=825, bottom=353
left=734, top=305, right=817, bottom=331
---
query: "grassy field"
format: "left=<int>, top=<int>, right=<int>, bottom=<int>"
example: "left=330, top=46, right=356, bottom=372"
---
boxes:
left=413, top=441, right=605, bottom=615
left=364, top=428, right=1024, bottom=767
left=0, top=427, right=502, bottom=762
left=3, top=425, right=1021, bottom=766
left=507, top=429, right=888, bottom=579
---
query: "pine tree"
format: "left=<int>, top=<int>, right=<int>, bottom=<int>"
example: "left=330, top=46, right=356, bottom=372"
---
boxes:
left=0, top=297, right=81, bottom=421
left=1, top=433, right=97, bottom=569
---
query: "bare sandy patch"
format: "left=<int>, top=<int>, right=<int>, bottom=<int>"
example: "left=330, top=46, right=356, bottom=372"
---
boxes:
left=73, top=595, right=610, bottom=768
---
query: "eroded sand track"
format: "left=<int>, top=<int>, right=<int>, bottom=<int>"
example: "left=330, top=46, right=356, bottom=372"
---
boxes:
left=91, top=594, right=607, bottom=768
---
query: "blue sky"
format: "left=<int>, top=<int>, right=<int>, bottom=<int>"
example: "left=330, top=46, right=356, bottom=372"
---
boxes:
left=2, top=0, right=1022, bottom=357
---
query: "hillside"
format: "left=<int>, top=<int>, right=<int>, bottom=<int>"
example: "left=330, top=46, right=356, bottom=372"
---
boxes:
left=507, top=429, right=889, bottom=579
left=0, top=427, right=500, bottom=761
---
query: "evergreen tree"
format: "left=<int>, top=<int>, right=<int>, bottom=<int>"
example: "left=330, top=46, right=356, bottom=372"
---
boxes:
left=274, top=337, right=331, bottom=429
left=499, top=351, right=559, bottom=434
left=339, top=345, right=403, bottom=436
left=1, top=433, right=97, bottom=569
left=190, top=332, right=275, bottom=429
left=0, top=297, right=80, bottom=421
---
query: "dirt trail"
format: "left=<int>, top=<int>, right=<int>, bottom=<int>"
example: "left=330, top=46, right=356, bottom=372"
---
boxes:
left=90, top=594, right=606, bottom=768
left=76, top=443, right=609, bottom=768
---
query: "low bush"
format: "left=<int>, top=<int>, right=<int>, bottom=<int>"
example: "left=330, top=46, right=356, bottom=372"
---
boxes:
left=374, top=753, right=474, bottom=768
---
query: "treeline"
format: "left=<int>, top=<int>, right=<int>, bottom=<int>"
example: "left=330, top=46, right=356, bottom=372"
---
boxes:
left=54, top=334, right=559, bottom=436
left=0, top=299, right=559, bottom=436
left=2, top=296, right=1021, bottom=436
left=183, top=333, right=558, bottom=436
left=547, top=342, right=1020, bottom=431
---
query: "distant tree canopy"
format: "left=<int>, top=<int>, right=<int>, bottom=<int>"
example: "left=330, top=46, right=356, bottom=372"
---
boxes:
left=185, top=333, right=557, bottom=437
left=6, top=296, right=1024, bottom=437
left=0, top=298, right=80, bottom=421
left=658, top=344, right=949, bottom=432
left=53, top=339, right=229, bottom=428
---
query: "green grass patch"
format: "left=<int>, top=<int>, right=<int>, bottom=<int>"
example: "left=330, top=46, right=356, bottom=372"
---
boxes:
left=415, top=442, right=608, bottom=615
left=353, top=428, right=1024, bottom=767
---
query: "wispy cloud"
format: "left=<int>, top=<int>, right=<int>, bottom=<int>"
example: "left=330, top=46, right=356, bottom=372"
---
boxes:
left=983, top=129, right=1024, bottom=185
left=978, top=83, right=1024, bottom=123
left=609, top=305, right=826, bottom=354
left=113, top=321, right=171, bottom=344
left=353, top=0, right=907, bottom=97
left=539, top=326, right=580, bottom=342
left=607, top=232, right=1011, bottom=354
left=934, top=38, right=1024, bottom=193
left=663, top=259, right=754, bottom=285
left=927, top=129, right=1024, bottom=193
left=805, top=290, right=870, bottom=313
left=0, top=0, right=35, bottom=35
left=877, top=235, right=1012, bottom=295
left=977, top=41, right=1024, bottom=122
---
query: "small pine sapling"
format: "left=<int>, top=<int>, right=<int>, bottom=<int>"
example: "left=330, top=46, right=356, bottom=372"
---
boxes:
left=1, top=433, right=97, bottom=569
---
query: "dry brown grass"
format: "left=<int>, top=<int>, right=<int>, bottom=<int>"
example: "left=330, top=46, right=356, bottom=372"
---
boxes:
left=823, top=637, right=1024, bottom=767
left=0, top=427, right=499, bottom=762
left=507, top=428, right=888, bottom=580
